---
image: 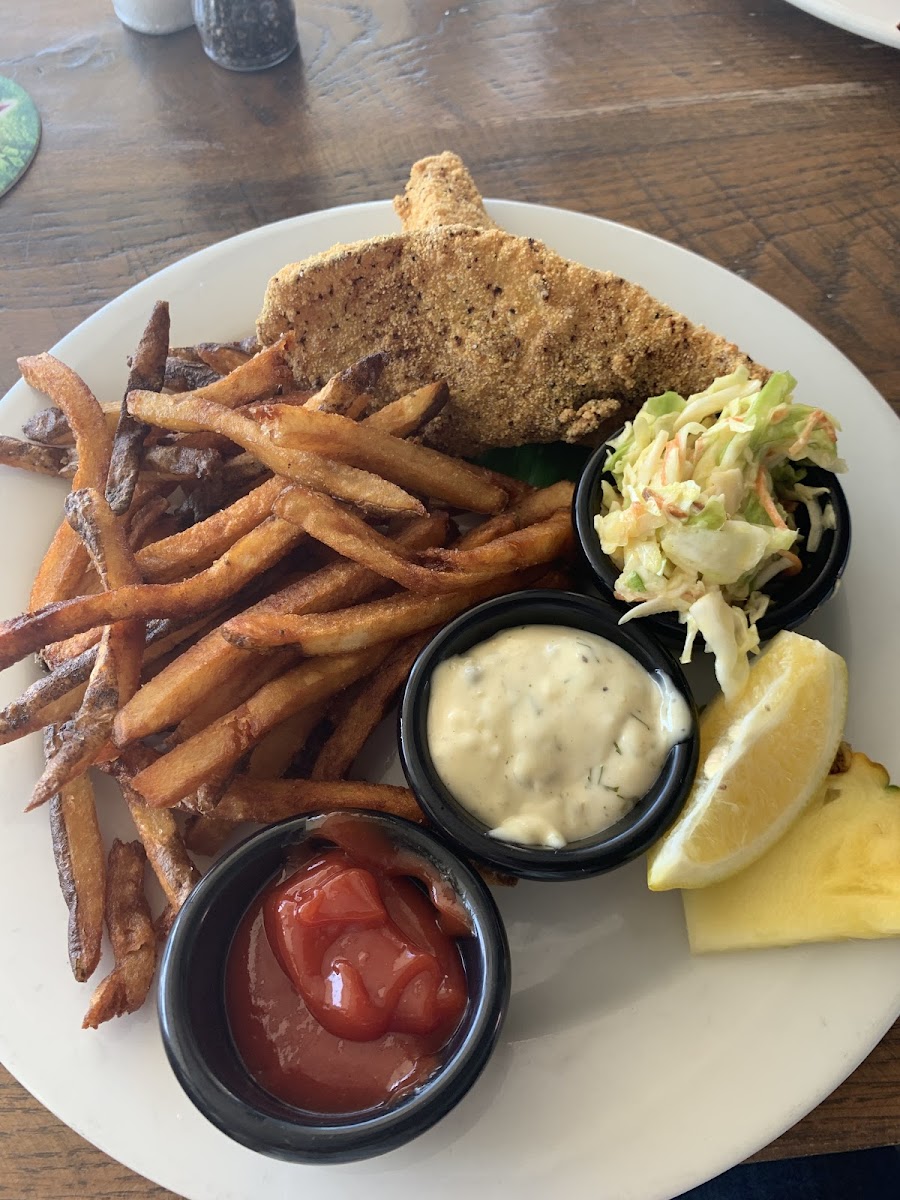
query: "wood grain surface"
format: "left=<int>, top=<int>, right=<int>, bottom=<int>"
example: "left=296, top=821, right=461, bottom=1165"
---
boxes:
left=1, top=0, right=899, bottom=1196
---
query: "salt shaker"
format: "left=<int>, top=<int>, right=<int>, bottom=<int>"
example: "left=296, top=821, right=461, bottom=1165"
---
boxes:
left=193, top=0, right=298, bottom=71
left=113, top=0, right=194, bottom=34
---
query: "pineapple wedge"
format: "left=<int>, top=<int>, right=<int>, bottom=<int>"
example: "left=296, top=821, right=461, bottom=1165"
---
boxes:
left=683, top=750, right=900, bottom=953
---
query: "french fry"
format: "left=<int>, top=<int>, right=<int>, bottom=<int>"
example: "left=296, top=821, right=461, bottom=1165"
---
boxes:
left=302, top=353, right=386, bottom=416
left=126, top=492, right=172, bottom=552
left=140, top=443, right=221, bottom=483
left=169, top=648, right=301, bottom=742
left=82, top=840, right=156, bottom=1029
left=129, top=644, right=393, bottom=808
left=114, top=514, right=447, bottom=745
left=0, top=514, right=306, bottom=671
left=182, top=704, right=332, bottom=857
left=247, top=705, right=325, bottom=780
left=18, top=355, right=113, bottom=490
left=135, top=476, right=284, bottom=583
left=0, top=436, right=72, bottom=477
left=106, top=301, right=170, bottom=515
left=20, top=355, right=115, bottom=610
left=127, top=389, right=424, bottom=518
left=30, top=488, right=146, bottom=810
left=111, top=750, right=200, bottom=912
left=180, top=335, right=294, bottom=408
left=259, top=404, right=507, bottom=514
left=0, top=612, right=223, bottom=747
left=362, top=382, right=448, bottom=437
left=273, top=487, right=481, bottom=594
left=222, top=568, right=541, bottom=656
left=47, top=729, right=105, bottom=984
left=455, top=479, right=575, bottom=550
left=211, top=776, right=424, bottom=826
left=21, top=406, right=76, bottom=447
left=423, top=507, right=574, bottom=573
left=311, top=630, right=435, bottom=780
left=164, top=356, right=221, bottom=393
left=194, top=342, right=253, bottom=375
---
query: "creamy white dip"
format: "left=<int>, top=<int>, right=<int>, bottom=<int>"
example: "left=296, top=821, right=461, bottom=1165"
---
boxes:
left=426, top=624, right=692, bottom=848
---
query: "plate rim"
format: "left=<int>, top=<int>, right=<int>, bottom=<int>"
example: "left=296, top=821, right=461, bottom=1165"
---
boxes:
left=1, top=196, right=899, bottom=1200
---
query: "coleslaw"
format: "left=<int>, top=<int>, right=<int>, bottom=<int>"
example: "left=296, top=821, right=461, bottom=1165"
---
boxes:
left=594, top=367, right=845, bottom=698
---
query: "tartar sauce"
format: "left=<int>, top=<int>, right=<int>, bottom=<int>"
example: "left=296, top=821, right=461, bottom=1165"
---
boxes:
left=426, top=625, right=692, bottom=848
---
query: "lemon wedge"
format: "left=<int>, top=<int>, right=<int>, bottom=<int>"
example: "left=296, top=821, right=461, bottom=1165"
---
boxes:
left=683, top=751, right=900, bottom=951
left=647, top=631, right=848, bottom=890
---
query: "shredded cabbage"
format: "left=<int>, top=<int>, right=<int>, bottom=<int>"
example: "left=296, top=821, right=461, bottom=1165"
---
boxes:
left=594, top=368, right=844, bottom=698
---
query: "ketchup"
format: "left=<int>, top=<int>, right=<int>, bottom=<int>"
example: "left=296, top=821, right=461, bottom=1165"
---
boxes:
left=225, top=817, right=471, bottom=1114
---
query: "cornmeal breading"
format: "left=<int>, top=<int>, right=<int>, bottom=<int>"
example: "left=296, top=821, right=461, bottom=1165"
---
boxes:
left=257, top=223, right=767, bottom=457
left=393, top=150, right=498, bottom=233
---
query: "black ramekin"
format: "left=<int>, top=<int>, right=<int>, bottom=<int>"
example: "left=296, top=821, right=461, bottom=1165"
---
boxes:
left=398, top=589, right=699, bottom=881
left=157, top=810, right=510, bottom=1164
left=572, top=436, right=851, bottom=650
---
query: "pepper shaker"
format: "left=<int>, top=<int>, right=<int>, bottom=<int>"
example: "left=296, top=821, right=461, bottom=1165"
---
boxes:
left=193, top=0, right=298, bottom=71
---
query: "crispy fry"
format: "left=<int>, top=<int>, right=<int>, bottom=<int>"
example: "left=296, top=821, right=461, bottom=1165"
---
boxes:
left=21, top=357, right=115, bottom=611
left=170, top=648, right=301, bottom=742
left=21, top=406, right=76, bottom=447
left=260, top=404, right=507, bottom=513
left=126, top=492, right=171, bottom=551
left=194, top=342, right=253, bottom=375
left=30, top=488, right=146, bottom=809
left=0, top=514, right=306, bottom=671
left=274, top=487, right=479, bottom=594
left=130, top=644, right=392, bottom=808
left=127, top=389, right=424, bottom=518
left=247, top=704, right=325, bottom=780
left=18, top=355, right=114, bottom=490
left=424, top=507, right=574, bottom=573
left=82, top=840, right=156, bottom=1029
left=111, top=750, right=200, bottom=911
left=0, top=614, right=218, bottom=746
left=311, top=630, right=435, bottom=780
left=114, top=514, right=447, bottom=745
left=362, top=382, right=449, bottom=437
left=107, top=301, right=170, bottom=515
left=303, top=354, right=386, bottom=415
left=135, top=476, right=284, bottom=583
left=164, top=356, right=221, bottom=392
left=47, top=730, right=105, bottom=984
left=182, top=336, right=294, bottom=408
left=213, top=776, right=424, bottom=826
left=223, top=568, right=541, bottom=655
left=455, top=479, right=575, bottom=550
left=140, top=443, right=221, bottom=483
left=0, top=436, right=72, bottom=477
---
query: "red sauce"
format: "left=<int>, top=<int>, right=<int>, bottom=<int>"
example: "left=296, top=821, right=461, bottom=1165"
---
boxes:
left=225, top=815, right=471, bottom=1114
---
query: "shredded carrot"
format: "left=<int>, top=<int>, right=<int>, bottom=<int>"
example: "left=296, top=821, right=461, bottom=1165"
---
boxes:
left=755, top=467, right=788, bottom=529
left=788, top=409, right=835, bottom=458
left=778, top=550, right=803, bottom=576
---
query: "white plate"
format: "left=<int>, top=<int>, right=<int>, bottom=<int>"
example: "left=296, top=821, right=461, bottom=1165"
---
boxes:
left=783, top=0, right=900, bottom=48
left=1, top=200, right=899, bottom=1200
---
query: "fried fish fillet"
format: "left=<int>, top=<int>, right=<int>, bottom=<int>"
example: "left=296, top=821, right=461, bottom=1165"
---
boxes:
left=394, top=150, right=498, bottom=233
left=257, top=223, right=767, bottom=457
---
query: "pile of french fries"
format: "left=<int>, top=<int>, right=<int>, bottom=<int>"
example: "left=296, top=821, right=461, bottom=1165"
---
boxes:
left=0, top=302, right=575, bottom=1029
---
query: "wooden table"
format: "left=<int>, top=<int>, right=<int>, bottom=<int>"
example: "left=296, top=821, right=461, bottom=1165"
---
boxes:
left=1, top=1, right=898, bottom=1195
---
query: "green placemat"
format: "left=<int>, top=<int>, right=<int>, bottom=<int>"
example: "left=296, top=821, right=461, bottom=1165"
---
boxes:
left=0, top=75, right=41, bottom=199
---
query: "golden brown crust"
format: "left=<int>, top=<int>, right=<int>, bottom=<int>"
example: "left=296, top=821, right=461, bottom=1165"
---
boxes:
left=393, top=151, right=498, bottom=232
left=257, top=224, right=767, bottom=457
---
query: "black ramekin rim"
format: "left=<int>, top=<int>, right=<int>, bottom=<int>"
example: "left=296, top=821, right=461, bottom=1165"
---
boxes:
left=398, top=589, right=699, bottom=881
left=157, top=809, right=511, bottom=1164
left=572, top=434, right=852, bottom=649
